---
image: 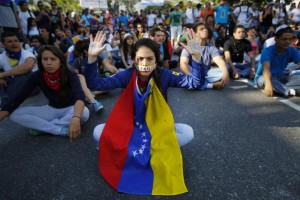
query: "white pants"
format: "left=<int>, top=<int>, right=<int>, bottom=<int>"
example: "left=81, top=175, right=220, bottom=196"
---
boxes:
left=93, top=123, right=194, bottom=150
left=170, top=26, right=182, bottom=41
left=10, top=105, right=90, bottom=135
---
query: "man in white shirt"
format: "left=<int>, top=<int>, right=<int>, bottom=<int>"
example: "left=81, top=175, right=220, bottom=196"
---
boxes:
left=0, top=31, right=35, bottom=107
left=18, top=1, right=35, bottom=42
left=185, top=1, right=195, bottom=26
left=233, top=0, right=253, bottom=29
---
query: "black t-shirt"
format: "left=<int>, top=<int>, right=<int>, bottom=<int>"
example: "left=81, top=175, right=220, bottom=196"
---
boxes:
left=261, top=10, right=272, bottom=26
left=33, top=10, right=51, bottom=28
left=224, top=38, right=252, bottom=63
left=215, top=35, right=230, bottom=49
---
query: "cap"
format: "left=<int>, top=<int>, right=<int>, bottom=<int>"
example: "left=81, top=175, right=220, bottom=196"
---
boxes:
left=123, top=33, right=133, bottom=40
left=275, top=24, right=289, bottom=34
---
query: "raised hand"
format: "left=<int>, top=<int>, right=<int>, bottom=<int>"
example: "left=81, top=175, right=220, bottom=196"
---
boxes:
left=88, top=31, right=107, bottom=63
left=180, top=29, right=202, bottom=62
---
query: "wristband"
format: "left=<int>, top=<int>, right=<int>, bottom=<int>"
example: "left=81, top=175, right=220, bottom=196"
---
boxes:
left=72, top=116, right=81, bottom=119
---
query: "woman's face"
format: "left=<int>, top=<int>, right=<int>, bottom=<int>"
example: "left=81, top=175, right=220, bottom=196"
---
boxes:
left=126, top=37, right=134, bottom=45
left=31, top=20, right=37, bottom=26
left=135, top=46, right=156, bottom=78
left=41, top=50, right=61, bottom=73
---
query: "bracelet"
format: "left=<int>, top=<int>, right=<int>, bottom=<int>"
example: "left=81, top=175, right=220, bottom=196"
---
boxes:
left=72, top=116, right=81, bottom=119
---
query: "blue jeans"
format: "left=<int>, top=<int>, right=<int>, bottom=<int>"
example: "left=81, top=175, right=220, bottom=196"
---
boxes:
left=226, top=63, right=251, bottom=78
left=0, top=73, right=31, bottom=106
left=256, top=74, right=300, bottom=96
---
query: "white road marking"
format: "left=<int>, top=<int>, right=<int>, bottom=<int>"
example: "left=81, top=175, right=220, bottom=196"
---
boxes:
left=236, top=79, right=300, bottom=112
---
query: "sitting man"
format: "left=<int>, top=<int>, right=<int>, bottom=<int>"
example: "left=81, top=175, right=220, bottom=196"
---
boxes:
left=254, top=25, right=300, bottom=97
left=180, top=22, right=229, bottom=90
left=0, top=31, right=36, bottom=106
left=224, top=24, right=256, bottom=79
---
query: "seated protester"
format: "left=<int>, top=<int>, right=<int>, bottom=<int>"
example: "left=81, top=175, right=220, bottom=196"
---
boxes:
left=254, top=25, right=300, bottom=97
left=224, top=25, right=256, bottom=79
left=27, top=35, right=43, bottom=71
left=72, top=39, right=118, bottom=77
left=149, top=27, right=174, bottom=69
left=27, top=17, right=40, bottom=40
left=69, top=40, right=105, bottom=113
left=84, top=31, right=205, bottom=196
left=110, top=30, right=122, bottom=64
left=215, top=25, right=230, bottom=55
left=0, top=31, right=36, bottom=107
left=180, top=22, right=229, bottom=90
left=244, top=26, right=261, bottom=64
left=103, top=29, right=113, bottom=64
left=0, top=45, right=90, bottom=138
left=59, top=30, right=73, bottom=54
left=291, top=31, right=300, bottom=51
left=39, top=26, right=59, bottom=48
left=28, top=35, right=42, bottom=57
left=119, top=33, right=135, bottom=69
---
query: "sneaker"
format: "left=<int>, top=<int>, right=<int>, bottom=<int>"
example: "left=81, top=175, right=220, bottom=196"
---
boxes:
left=92, top=101, right=104, bottom=112
left=29, top=129, right=43, bottom=136
left=213, top=81, right=224, bottom=90
left=59, top=127, right=69, bottom=136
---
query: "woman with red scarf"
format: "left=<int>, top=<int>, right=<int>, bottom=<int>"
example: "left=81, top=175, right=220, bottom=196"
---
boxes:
left=0, top=46, right=89, bottom=140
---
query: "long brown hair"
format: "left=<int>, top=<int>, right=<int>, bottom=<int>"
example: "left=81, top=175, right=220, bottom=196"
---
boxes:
left=37, top=45, right=72, bottom=96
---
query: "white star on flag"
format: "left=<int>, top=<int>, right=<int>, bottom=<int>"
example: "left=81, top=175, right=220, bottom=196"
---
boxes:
left=142, top=139, right=148, bottom=143
left=139, top=148, right=144, bottom=154
left=139, top=124, right=143, bottom=129
left=141, top=132, right=146, bottom=137
left=132, top=150, right=138, bottom=157
left=141, top=144, right=146, bottom=150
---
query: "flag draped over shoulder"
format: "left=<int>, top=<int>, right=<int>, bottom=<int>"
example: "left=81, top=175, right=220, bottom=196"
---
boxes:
left=99, top=70, right=188, bottom=195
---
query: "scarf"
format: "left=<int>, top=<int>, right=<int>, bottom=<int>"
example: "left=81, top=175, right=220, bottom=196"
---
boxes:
left=99, top=70, right=187, bottom=195
left=43, top=68, right=61, bottom=92
left=5, top=48, right=22, bottom=60
left=6, top=49, right=21, bottom=67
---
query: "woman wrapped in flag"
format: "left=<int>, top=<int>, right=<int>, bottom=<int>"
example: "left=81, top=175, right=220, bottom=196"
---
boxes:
left=84, top=30, right=205, bottom=195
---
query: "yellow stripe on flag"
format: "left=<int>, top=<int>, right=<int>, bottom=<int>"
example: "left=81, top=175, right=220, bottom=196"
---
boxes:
left=145, top=81, right=188, bottom=195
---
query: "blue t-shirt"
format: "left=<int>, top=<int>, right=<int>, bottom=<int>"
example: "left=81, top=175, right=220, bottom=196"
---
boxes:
left=119, top=15, right=128, bottom=27
left=215, top=6, right=230, bottom=24
left=181, top=43, right=220, bottom=73
left=254, top=45, right=300, bottom=83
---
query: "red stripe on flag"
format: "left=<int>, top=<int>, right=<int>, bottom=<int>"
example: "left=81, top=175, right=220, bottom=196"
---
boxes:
left=99, top=71, right=136, bottom=189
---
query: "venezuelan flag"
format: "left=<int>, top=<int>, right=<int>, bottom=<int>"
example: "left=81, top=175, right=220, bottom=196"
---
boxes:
left=99, top=70, right=188, bottom=195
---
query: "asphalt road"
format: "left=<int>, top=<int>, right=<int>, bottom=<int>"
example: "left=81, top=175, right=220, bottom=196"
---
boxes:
left=1, top=80, right=300, bottom=200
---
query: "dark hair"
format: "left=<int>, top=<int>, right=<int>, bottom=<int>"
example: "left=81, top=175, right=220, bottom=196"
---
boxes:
left=29, top=35, right=42, bottom=43
left=275, top=27, right=293, bottom=38
left=132, top=38, right=164, bottom=99
left=27, top=17, right=37, bottom=35
left=192, top=22, right=206, bottom=32
left=18, top=1, right=26, bottom=7
left=37, top=45, right=71, bottom=96
left=149, top=27, right=162, bottom=37
left=1, top=31, right=19, bottom=43
left=233, top=25, right=245, bottom=33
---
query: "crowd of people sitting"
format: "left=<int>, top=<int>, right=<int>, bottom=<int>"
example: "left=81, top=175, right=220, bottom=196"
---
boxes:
left=0, top=0, right=299, bottom=137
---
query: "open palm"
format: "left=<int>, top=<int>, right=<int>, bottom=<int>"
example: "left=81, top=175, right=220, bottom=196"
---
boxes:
left=88, top=31, right=107, bottom=57
left=180, top=29, right=202, bottom=59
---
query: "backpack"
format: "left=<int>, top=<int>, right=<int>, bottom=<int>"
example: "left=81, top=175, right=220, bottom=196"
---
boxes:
left=237, top=5, right=250, bottom=18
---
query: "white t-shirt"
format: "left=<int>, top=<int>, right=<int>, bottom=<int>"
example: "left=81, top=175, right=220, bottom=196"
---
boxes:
left=28, top=27, right=39, bottom=37
left=18, top=11, right=35, bottom=34
left=185, top=8, right=194, bottom=24
left=0, top=49, right=35, bottom=72
left=147, top=14, right=157, bottom=27
left=291, top=8, right=300, bottom=23
left=234, top=6, right=253, bottom=27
